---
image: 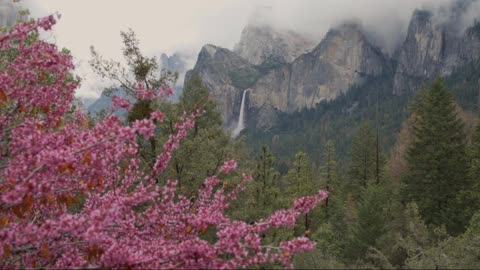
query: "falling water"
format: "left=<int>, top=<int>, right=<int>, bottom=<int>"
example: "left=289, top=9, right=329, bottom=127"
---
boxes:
left=232, top=89, right=249, bottom=138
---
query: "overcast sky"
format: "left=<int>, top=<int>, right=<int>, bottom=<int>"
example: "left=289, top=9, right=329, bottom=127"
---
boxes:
left=19, top=0, right=460, bottom=99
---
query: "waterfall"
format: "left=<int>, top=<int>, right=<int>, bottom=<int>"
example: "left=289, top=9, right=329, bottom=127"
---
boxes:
left=232, top=89, right=249, bottom=138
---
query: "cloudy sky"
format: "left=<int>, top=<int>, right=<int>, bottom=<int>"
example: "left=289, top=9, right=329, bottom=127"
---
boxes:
left=19, top=0, right=459, bottom=99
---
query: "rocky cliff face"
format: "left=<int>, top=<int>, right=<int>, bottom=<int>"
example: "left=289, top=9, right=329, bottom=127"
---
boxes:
left=393, top=1, right=480, bottom=94
left=187, top=24, right=387, bottom=128
left=186, top=0, right=480, bottom=130
left=234, top=23, right=316, bottom=65
left=249, top=23, right=387, bottom=127
left=185, top=44, right=259, bottom=126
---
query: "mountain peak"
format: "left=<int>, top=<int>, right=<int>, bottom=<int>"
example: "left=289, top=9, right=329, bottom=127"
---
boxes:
left=200, top=44, right=219, bottom=58
left=233, top=22, right=315, bottom=65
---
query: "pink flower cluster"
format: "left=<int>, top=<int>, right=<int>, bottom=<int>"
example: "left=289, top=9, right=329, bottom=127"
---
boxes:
left=134, top=83, right=174, bottom=101
left=111, top=95, right=131, bottom=111
left=221, top=160, right=237, bottom=174
left=0, top=16, right=328, bottom=269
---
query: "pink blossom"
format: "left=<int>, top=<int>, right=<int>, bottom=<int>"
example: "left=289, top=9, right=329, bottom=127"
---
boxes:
left=220, top=160, right=237, bottom=174
left=132, top=119, right=155, bottom=138
left=0, top=15, right=328, bottom=269
left=150, top=111, right=164, bottom=123
left=111, top=95, right=131, bottom=110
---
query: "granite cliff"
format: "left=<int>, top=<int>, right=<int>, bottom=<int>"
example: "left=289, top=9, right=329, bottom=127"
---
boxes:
left=185, top=1, right=480, bottom=129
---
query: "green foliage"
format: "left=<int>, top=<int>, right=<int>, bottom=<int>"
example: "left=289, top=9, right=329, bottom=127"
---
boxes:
left=90, top=29, right=178, bottom=98
left=157, top=75, right=244, bottom=196
left=245, top=70, right=405, bottom=169
left=256, top=55, right=286, bottom=75
left=127, top=99, right=153, bottom=123
left=348, top=122, right=383, bottom=191
left=284, top=152, right=315, bottom=199
left=397, top=204, right=480, bottom=269
left=232, top=145, right=282, bottom=223
left=462, top=119, right=480, bottom=225
left=320, top=140, right=340, bottom=221
left=345, top=184, right=389, bottom=261
left=252, top=146, right=281, bottom=216
left=228, top=55, right=285, bottom=90
left=403, top=78, right=470, bottom=235
left=228, top=67, right=261, bottom=90
left=283, top=152, right=321, bottom=236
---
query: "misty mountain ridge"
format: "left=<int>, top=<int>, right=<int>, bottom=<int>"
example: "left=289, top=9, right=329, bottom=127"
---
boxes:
left=233, top=19, right=316, bottom=65
left=185, top=0, right=480, bottom=130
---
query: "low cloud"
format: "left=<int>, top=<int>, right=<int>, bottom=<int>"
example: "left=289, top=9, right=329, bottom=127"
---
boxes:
left=20, top=0, right=479, bottom=98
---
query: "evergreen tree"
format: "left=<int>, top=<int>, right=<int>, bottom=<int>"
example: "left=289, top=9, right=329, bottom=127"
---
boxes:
left=237, top=145, right=281, bottom=222
left=397, top=204, right=480, bottom=269
left=463, top=119, right=480, bottom=224
left=403, top=78, right=469, bottom=234
left=348, top=122, right=384, bottom=193
left=158, top=75, right=239, bottom=195
left=346, top=184, right=389, bottom=260
left=320, top=140, right=340, bottom=220
left=284, top=152, right=315, bottom=235
left=252, top=145, right=280, bottom=217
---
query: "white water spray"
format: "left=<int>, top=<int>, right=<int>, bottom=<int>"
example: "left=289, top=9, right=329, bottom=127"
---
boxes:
left=232, top=89, right=249, bottom=138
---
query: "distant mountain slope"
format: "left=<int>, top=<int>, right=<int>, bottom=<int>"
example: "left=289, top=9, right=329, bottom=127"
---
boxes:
left=186, top=0, right=480, bottom=131
left=393, top=1, right=480, bottom=94
left=187, top=22, right=389, bottom=128
left=87, top=88, right=135, bottom=118
left=185, top=44, right=260, bottom=126
left=245, top=59, right=480, bottom=167
left=249, top=23, right=388, bottom=128
left=234, top=22, right=316, bottom=65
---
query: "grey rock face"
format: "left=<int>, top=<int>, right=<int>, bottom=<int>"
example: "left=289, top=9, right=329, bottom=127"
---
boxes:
left=187, top=0, right=480, bottom=129
left=249, top=23, right=387, bottom=117
left=187, top=24, right=388, bottom=128
left=393, top=2, right=480, bottom=95
left=185, top=44, right=260, bottom=126
left=234, top=23, right=316, bottom=65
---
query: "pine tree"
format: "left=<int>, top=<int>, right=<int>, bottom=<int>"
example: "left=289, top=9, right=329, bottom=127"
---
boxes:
left=348, top=122, right=384, bottom=193
left=157, top=75, right=240, bottom=196
left=253, top=145, right=280, bottom=216
left=285, top=152, right=315, bottom=235
left=403, top=78, right=469, bottom=234
left=238, top=145, right=281, bottom=222
left=345, top=184, right=389, bottom=261
left=462, top=119, right=480, bottom=225
left=320, top=140, right=339, bottom=220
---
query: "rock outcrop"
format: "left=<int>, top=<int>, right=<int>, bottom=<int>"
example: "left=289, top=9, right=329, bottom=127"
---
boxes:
left=234, top=22, right=316, bottom=65
left=185, top=44, right=260, bottom=126
left=187, top=24, right=388, bottom=128
left=185, top=0, right=480, bottom=129
left=393, top=1, right=480, bottom=94
left=249, top=23, right=388, bottom=127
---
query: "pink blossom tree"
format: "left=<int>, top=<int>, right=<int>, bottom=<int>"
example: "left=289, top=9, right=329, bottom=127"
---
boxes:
left=0, top=16, right=328, bottom=269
